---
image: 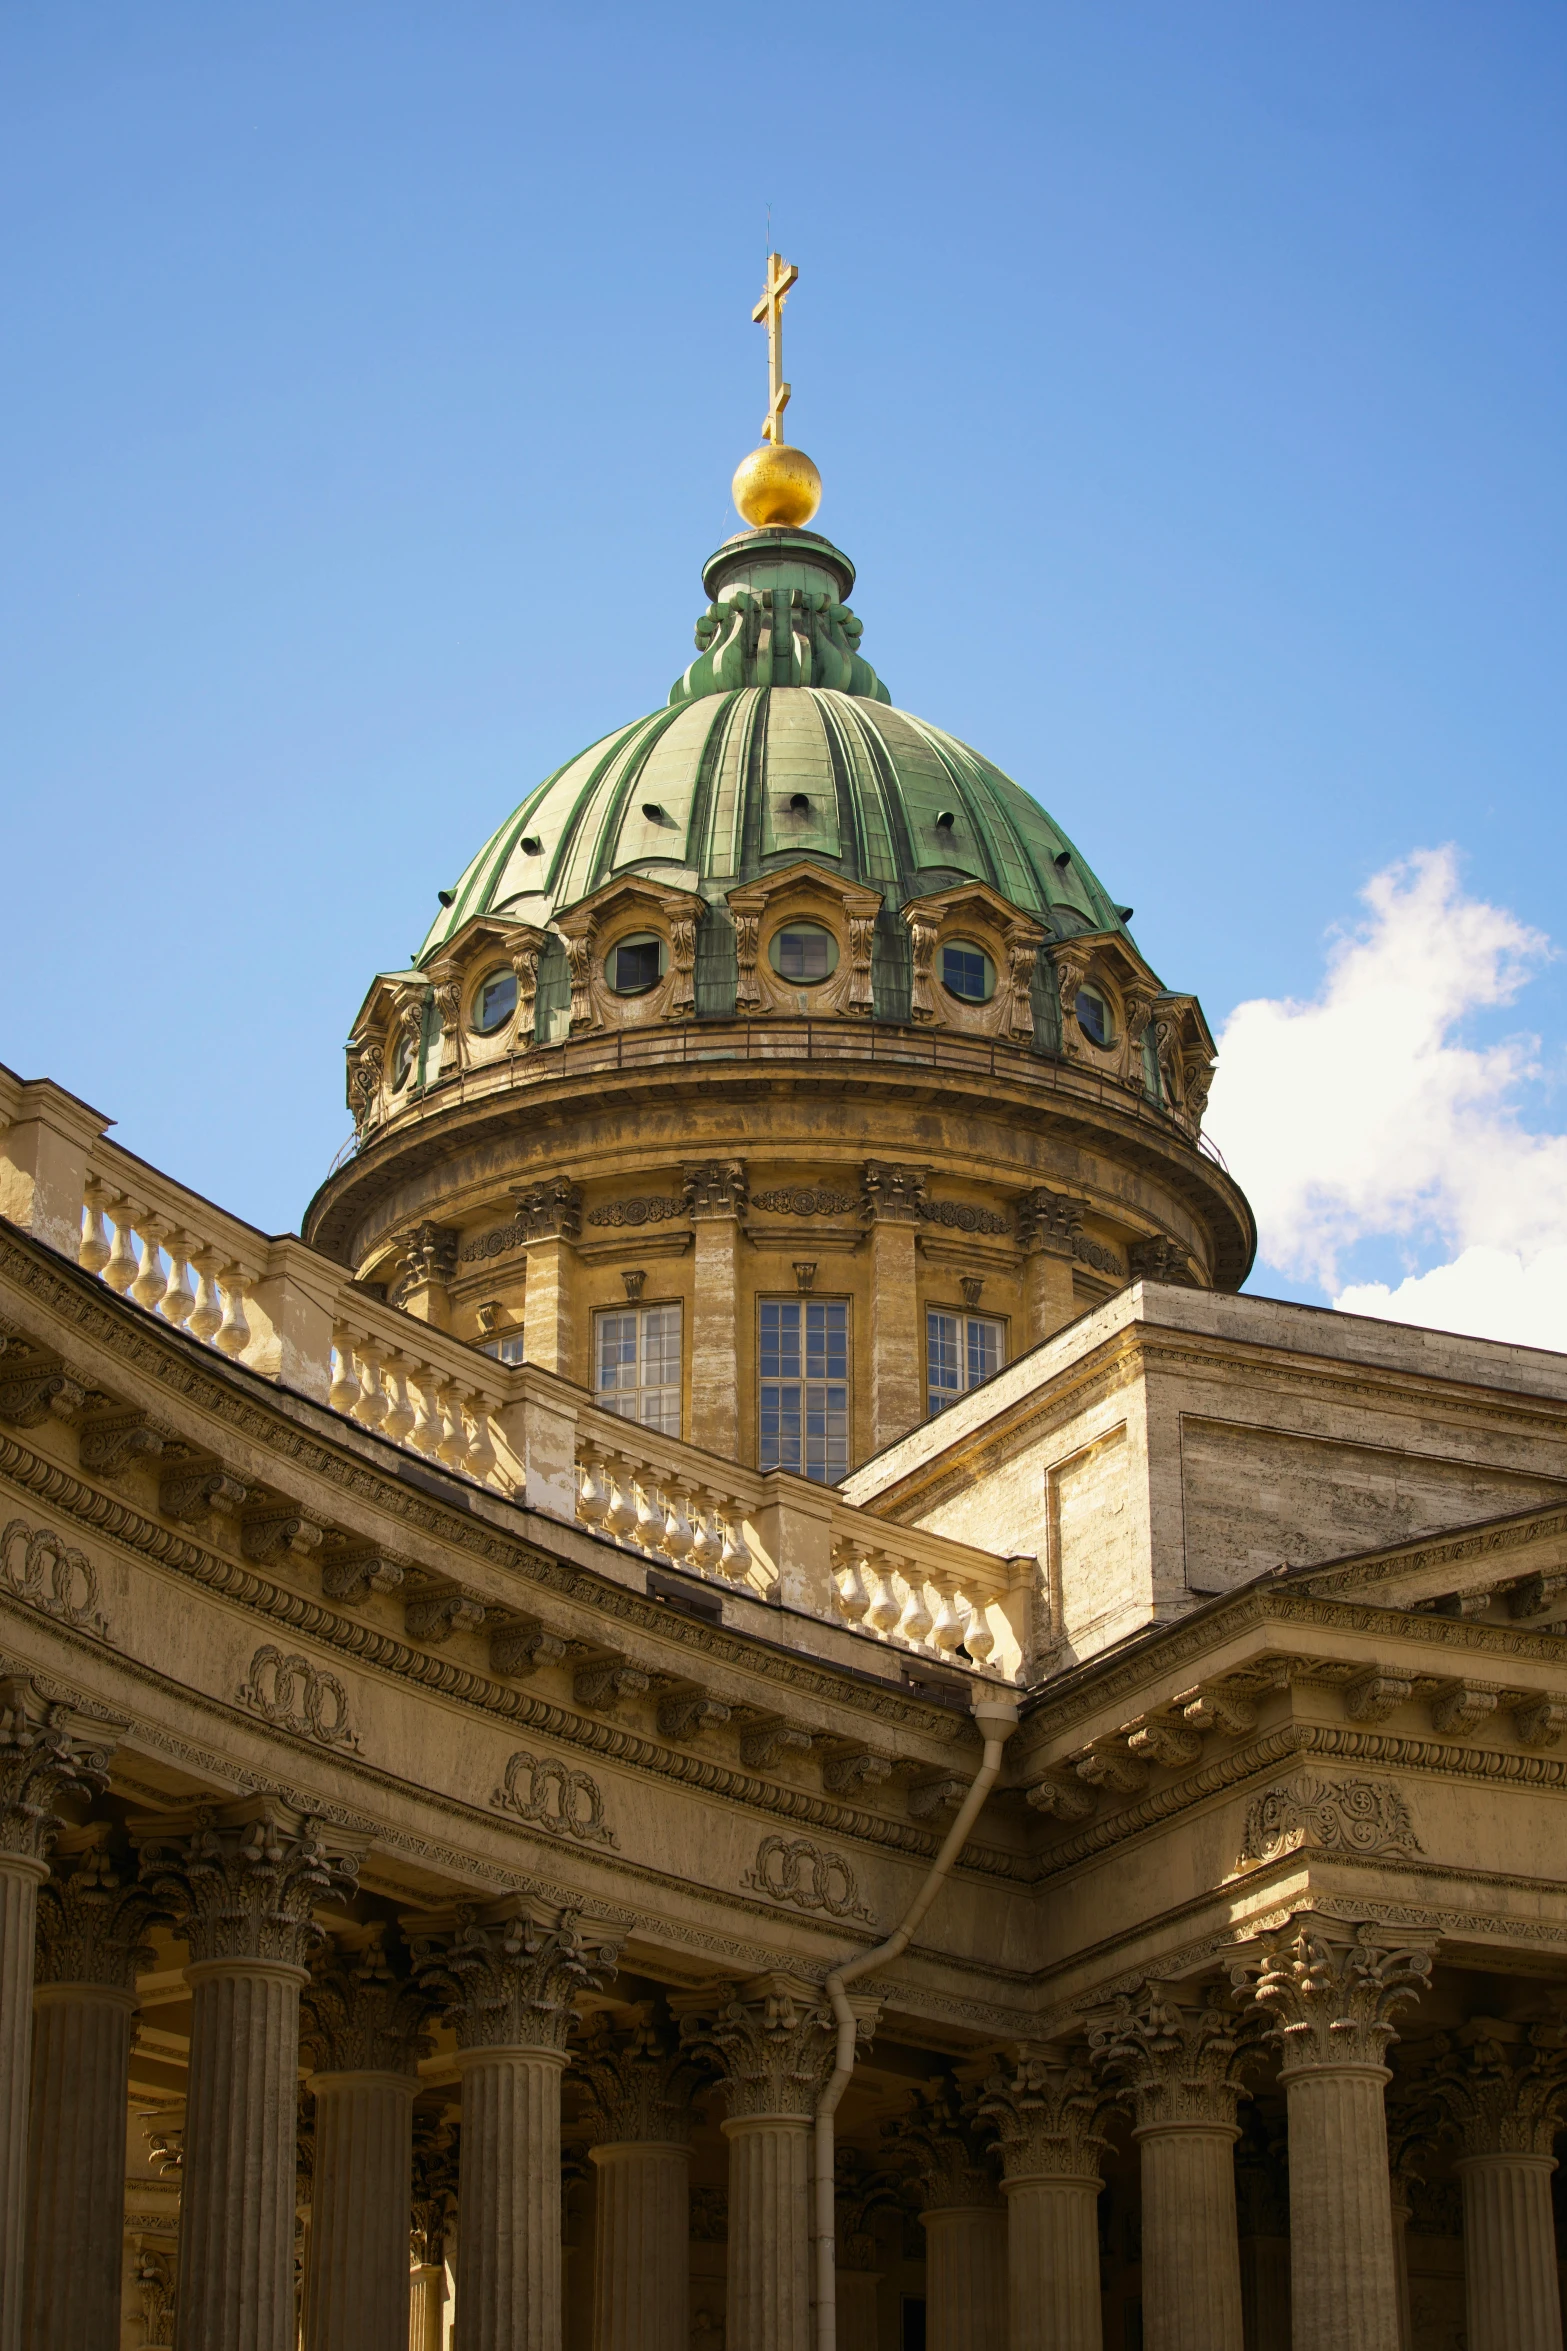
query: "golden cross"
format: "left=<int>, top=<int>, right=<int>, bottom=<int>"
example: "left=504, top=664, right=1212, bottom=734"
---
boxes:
left=752, top=253, right=799, bottom=444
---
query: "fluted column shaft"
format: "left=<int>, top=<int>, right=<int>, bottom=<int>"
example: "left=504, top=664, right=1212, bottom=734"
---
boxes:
left=1001, top=2176, right=1099, bottom=2351
left=1283, top=2061, right=1400, bottom=2351
left=1136, top=2121, right=1243, bottom=2351
left=175, top=1957, right=307, bottom=2351
left=22, top=1982, right=138, bottom=2351
left=1387, top=2188, right=1413, bottom=2351
left=0, top=1857, right=44, bottom=2351
left=590, top=2140, right=689, bottom=2351
left=836, top=2267, right=881, bottom=2351
left=923, top=2205, right=1006, bottom=2351
left=302, top=2069, right=416, bottom=2351
left=409, top=2263, right=446, bottom=2351
left=1456, top=2152, right=1563, bottom=2351
left=722, top=2114, right=812, bottom=2351
left=1238, top=2233, right=1292, bottom=2351
left=454, top=2044, right=567, bottom=2351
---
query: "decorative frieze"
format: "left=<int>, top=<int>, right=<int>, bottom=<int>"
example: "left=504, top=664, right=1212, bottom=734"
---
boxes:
left=237, top=1645, right=359, bottom=1751
left=750, top=1186, right=859, bottom=1217
left=491, top=1748, right=618, bottom=1847
left=741, top=1834, right=875, bottom=1924
left=1236, top=1773, right=1421, bottom=1865
left=587, top=1195, right=685, bottom=1228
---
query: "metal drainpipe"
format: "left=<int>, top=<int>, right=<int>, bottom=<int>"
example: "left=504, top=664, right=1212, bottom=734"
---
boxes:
left=811, top=1693, right=1020, bottom=2351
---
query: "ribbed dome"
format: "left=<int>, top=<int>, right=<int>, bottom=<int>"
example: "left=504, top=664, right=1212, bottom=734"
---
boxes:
left=416, top=529, right=1134, bottom=966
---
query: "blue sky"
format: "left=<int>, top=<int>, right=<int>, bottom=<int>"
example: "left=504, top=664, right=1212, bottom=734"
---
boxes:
left=3, top=4, right=1564, bottom=1333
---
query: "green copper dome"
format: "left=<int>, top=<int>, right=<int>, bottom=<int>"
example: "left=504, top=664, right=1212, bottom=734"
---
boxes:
left=416, top=528, right=1135, bottom=964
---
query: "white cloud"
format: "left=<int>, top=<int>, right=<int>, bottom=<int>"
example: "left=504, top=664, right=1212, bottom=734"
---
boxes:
left=1205, top=846, right=1567, bottom=1349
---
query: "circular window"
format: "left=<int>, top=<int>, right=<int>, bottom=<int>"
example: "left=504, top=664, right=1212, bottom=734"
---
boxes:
left=607, top=932, right=665, bottom=995
left=471, top=968, right=518, bottom=1035
left=769, top=923, right=838, bottom=983
left=1075, top=985, right=1115, bottom=1049
left=390, top=1030, right=413, bottom=1090
left=940, top=940, right=995, bottom=1003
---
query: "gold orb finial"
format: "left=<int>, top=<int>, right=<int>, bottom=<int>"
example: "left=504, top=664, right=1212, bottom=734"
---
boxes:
left=732, top=441, right=823, bottom=529
left=735, top=252, right=822, bottom=529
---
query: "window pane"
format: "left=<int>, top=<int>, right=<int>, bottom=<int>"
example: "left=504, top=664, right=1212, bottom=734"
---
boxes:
left=967, top=1316, right=1002, bottom=1387
left=760, top=1299, right=848, bottom=1481
left=927, top=1310, right=961, bottom=1416
left=594, top=1303, right=681, bottom=1438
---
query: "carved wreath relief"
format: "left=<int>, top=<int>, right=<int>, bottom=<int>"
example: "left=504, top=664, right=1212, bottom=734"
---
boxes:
left=237, top=1645, right=359, bottom=1751
left=742, top=1833, right=875, bottom=1924
left=0, top=1514, right=112, bottom=1640
left=492, top=1747, right=618, bottom=1847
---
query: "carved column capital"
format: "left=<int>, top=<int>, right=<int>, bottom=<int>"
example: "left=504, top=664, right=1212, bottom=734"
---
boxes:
left=895, top=2076, right=1001, bottom=2206
left=0, top=1675, right=115, bottom=1864
left=410, top=1895, right=621, bottom=2054
left=1427, top=2018, right=1567, bottom=2158
left=1016, top=1187, right=1086, bottom=1256
left=574, top=2002, right=707, bottom=2144
left=34, top=1822, right=168, bottom=1988
left=301, top=1921, right=433, bottom=2077
left=859, top=1162, right=929, bottom=1225
left=1089, top=1983, right=1259, bottom=2132
left=682, top=1160, right=748, bottom=1221
left=1236, top=1915, right=1432, bottom=2076
left=674, top=1971, right=873, bottom=2120
left=130, top=1794, right=360, bottom=1973
left=977, top=2039, right=1109, bottom=2179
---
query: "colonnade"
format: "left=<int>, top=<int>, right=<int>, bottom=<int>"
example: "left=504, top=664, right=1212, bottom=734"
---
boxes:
left=2, top=1683, right=1566, bottom=2351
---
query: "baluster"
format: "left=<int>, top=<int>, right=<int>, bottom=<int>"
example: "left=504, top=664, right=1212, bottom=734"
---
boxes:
left=78, top=1183, right=112, bottom=1276
left=603, top=1470, right=638, bottom=1539
left=961, top=1596, right=996, bottom=1663
left=464, top=1394, right=497, bottom=1480
left=188, top=1250, right=224, bottom=1345
left=436, top=1386, right=465, bottom=1467
left=896, top=1576, right=935, bottom=1647
left=409, top=1375, right=441, bottom=1456
left=129, top=1223, right=169, bottom=1314
left=633, top=1483, right=662, bottom=1550
left=328, top=1325, right=362, bottom=1416
left=834, top=1551, right=872, bottom=1624
left=381, top=1357, right=416, bottom=1444
left=689, top=1507, right=722, bottom=1572
left=354, top=1348, right=388, bottom=1430
left=214, top=1269, right=252, bottom=1358
left=930, top=1584, right=966, bottom=1651
left=862, top=1559, right=901, bottom=1636
left=577, top=1459, right=610, bottom=1525
left=718, top=1514, right=753, bottom=1580
left=103, top=1203, right=139, bottom=1295
left=661, top=1491, right=695, bottom=1561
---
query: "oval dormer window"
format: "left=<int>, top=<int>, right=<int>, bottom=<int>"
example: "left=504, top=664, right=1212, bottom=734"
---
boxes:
left=940, top=941, right=994, bottom=1003
left=608, top=932, right=665, bottom=995
left=770, top=923, right=838, bottom=983
left=1075, top=985, right=1115, bottom=1049
left=471, top=969, right=518, bottom=1036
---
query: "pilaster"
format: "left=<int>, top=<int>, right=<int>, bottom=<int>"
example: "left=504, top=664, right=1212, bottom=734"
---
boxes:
left=132, top=1796, right=360, bottom=2351
left=299, top=1924, right=431, bottom=2351
left=979, top=2041, right=1108, bottom=2351
left=413, top=1896, right=621, bottom=2351
left=0, top=1676, right=114, bottom=2351
left=1090, top=1987, right=1257, bottom=2351
left=24, top=1824, right=166, bottom=2351
left=1239, top=1916, right=1432, bottom=2351
left=862, top=1163, right=927, bottom=1450
left=1428, top=2019, right=1567, bottom=2351
left=685, top=1160, right=746, bottom=1455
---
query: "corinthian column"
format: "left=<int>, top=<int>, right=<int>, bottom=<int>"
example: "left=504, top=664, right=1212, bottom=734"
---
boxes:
left=897, top=2077, right=1005, bottom=2351
left=299, top=1924, right=432, bottom=2351
left=1090, top=1985, right=1256, bottom=2351
left=1240, top=1916, right=1431, bottom=2351
left=1232, top=2107, right=1291, bottom=2351
left=0, top=1675, right=113, bottom=2351
left=408, top=2113, right=459, bottom=2351
left=413, top=1895, right=622, bottom=2351
left=574, top=2004, right=706, bottom=2351
left=132, top=1795, right=360, bottom=2351
left=677, top=1972, right=875, bottom=2351
left=973, top=2050, right=1102, bottom=2351
left=1428, top=2018, right=1567, bottom=2351
left=24, top=1824, right=165, bottom=2351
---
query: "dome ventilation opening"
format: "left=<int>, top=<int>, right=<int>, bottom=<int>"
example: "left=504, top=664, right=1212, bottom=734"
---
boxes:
left=1117, top=906, right=1134, bottom=923
left=641, top=801, right=667, bottom=823
left=789, top=792, right=811, bottom=812
left=521, top=834, right=543, bottom=855
left=935, top=809, right=957, bottom=832
left=437, top=889, right=456, bottom=907
left=1053, top=850, right=1072, bottom=871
